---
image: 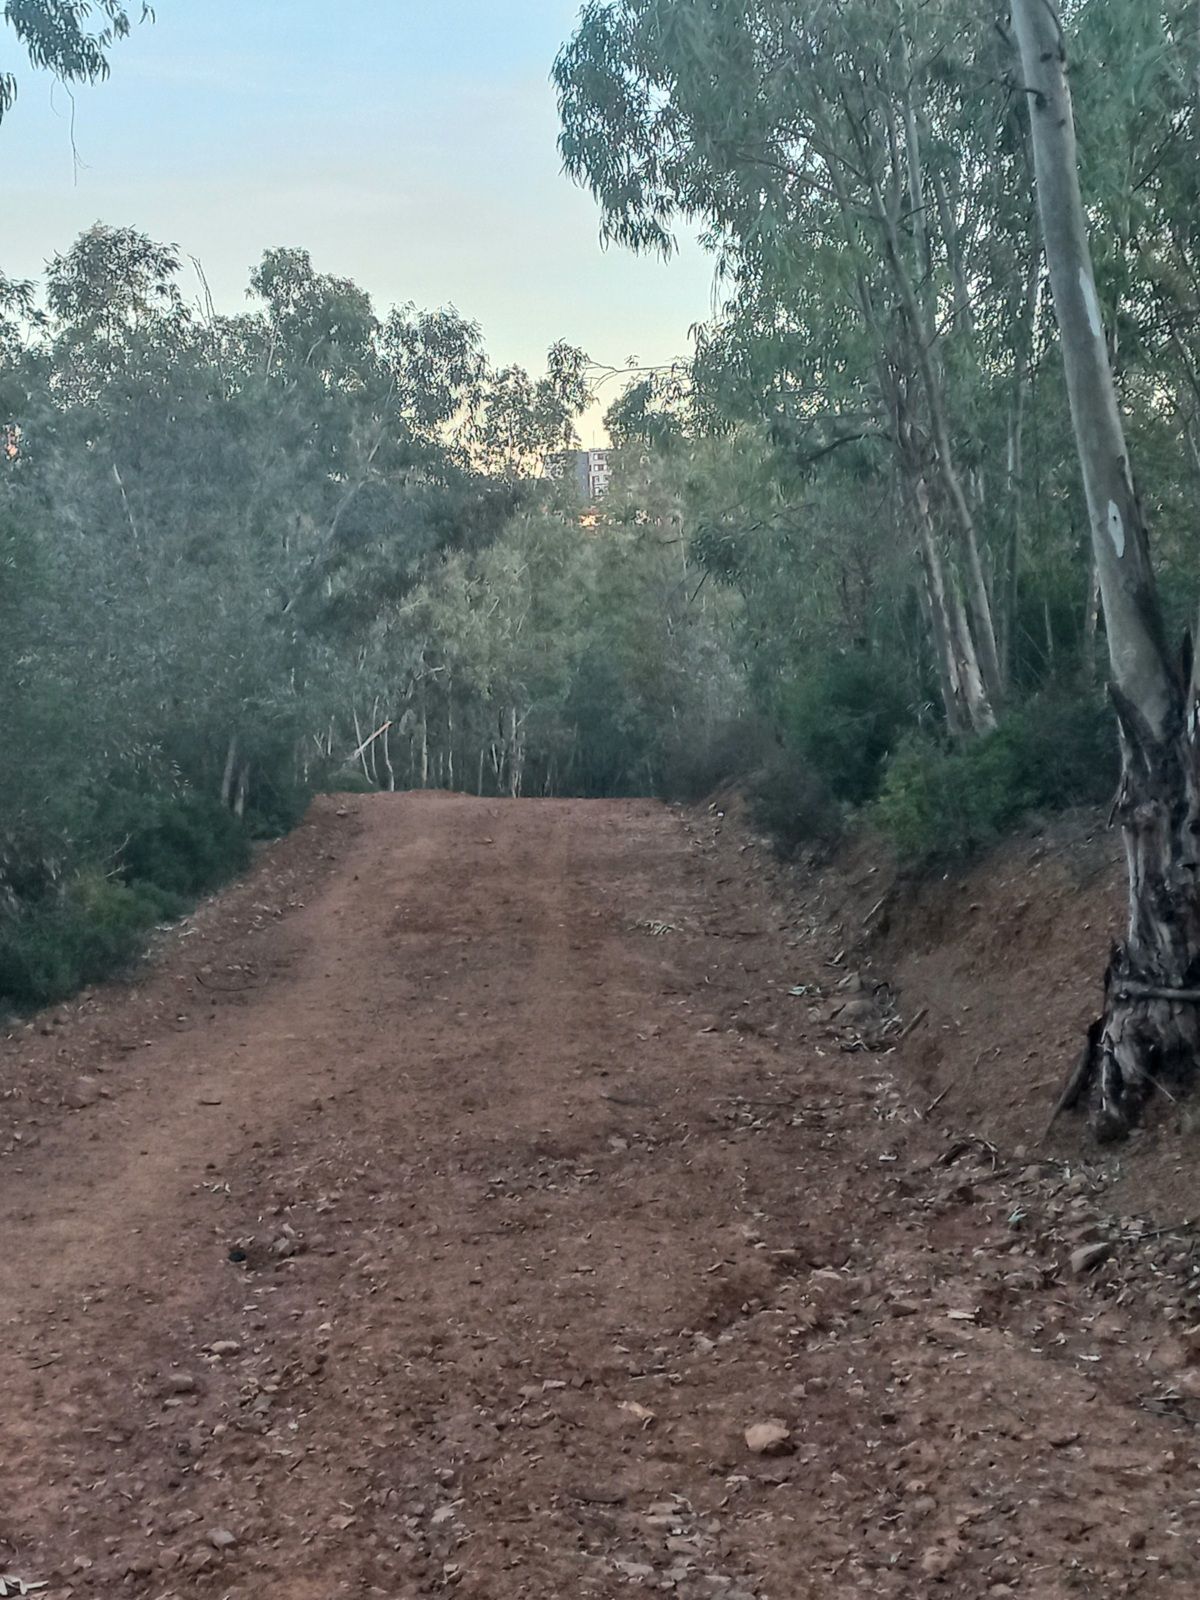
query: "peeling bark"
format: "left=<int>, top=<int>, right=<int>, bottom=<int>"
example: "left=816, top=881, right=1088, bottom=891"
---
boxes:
left=1086, top=681, right=1200, bottom=1137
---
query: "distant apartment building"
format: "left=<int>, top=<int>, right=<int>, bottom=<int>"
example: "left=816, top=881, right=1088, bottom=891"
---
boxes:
left=546, top=447, right=612, bottom=503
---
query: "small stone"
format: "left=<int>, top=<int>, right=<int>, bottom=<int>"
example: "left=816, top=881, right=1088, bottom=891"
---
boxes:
left=63, top=1076, right=101, bottom=1109
left=164, top=1372, right=197, bottom=1395
left=1069, top=1241, right=1112, bottom=1277
left=209, top=1340, right=242, bottom=1357
left=744, top=1419, right=792, bottom=1456
left=207, top=1528, right=237, bottom=1551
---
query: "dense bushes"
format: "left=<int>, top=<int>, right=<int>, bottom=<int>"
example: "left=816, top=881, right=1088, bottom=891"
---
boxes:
left=656, top=661, right=1119, bottom=867
left=0, top=788, right=259, bottom=1012
left=871, top=687, right=1118, bottom=864
left=777, top=653, right=915, bottom=807
left=101, top=790, right=252, bottom=898
left=0, top=875, right=182, bottom=1011
left=749, top=748, right=843, bottom=857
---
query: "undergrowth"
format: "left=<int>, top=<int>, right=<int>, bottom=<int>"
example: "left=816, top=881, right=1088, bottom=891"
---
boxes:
left=871, top=688, right=1118, bottom=865
left=0, top=788, right=264, bottom=1013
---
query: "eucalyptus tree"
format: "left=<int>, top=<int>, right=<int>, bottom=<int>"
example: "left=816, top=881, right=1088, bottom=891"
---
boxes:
left=1013, top=0, right=1200, bottom=1138
left=555, top=0, right=1038, bottom=736
left=468, top=339, right=591, bottom=477
left=2, top=224, right=593, bottom=830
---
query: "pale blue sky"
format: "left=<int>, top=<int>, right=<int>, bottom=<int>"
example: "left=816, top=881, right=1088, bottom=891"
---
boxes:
left=2, top=1, right=717, bottom=441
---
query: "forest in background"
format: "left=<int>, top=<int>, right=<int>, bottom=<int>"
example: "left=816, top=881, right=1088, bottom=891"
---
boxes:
left=2, top=0, right=1198, bottom=1020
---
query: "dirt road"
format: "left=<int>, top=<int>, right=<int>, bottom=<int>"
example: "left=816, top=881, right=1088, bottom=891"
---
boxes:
left=1, top=794, right=1198, bottom=1599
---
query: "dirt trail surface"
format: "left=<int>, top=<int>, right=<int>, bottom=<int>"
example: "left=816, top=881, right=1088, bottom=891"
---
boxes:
left=2, top=794, right=1199, bottom=1599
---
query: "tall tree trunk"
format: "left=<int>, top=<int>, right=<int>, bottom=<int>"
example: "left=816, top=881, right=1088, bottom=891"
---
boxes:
left=896, top=398, right=996, bottom=734
left=913, top=474, right=995, bottom=734
left=1002, top=244, right=1041, bottom=681
left=508, top=706, right=524, bottom=799
left=352, top=708, right=372, bottom=784
left=418, top=683, right=429, bottom=789
left=868, top=169, right=1006, bottom=709
left=233, top=763, right=249, bottom=819
left=220, top=734, right=239, bottom=810
left=381, top=720, right=395, bottom=792
left=930, top=167, right=974, bottom=340
left=819, top=119, right=999, bottom=732
left=1014, top=0, right=1200, bottom=1139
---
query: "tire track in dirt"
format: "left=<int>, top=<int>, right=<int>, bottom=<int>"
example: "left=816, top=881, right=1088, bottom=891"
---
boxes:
left=0, top=794, right=1198, bottom=1598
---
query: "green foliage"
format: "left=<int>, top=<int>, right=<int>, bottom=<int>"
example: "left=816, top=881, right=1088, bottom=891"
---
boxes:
left=0, top=873, right=179, bottom=1012
left=6, top=0, right=1200, bottom=1028
left=778, top=654, right=914, bottom=806
left=1, top=0, right=145, bottom=125
left=0, top=782, right=257, bottom=1010
left=748, top=750, right=843, bottom=860
left=558, top=0, right=1200, bottom=799
left=0, top=223, right=605, bottom=1008
left=872, top=690, right=1119, bottom=865
left=100, top=791, right=252, bottom=899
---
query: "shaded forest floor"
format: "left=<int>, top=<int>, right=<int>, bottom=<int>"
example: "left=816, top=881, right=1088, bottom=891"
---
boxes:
left=1, top=793, right=1198, bottom=1600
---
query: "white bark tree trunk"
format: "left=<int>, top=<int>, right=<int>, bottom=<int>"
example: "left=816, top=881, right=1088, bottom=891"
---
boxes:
left=220, top=734, right=239, bottom=810
left=1014, top=0, right=1200, bottom=1138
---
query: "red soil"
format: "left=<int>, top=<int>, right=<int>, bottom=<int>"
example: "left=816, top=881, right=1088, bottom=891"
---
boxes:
left=0, top=794, right=1197, bottom=1599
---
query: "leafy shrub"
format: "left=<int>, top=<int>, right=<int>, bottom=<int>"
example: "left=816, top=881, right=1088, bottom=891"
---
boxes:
left=872, top=687, right=1118, bottom=864
left=101, top=790, right=252, bottom=898
left=241, top=776, right=310, bottom=840
left=0, top=785, right=264, bottom=1011
left=0, top=875, right=182, bottom=1010
left=749, top=748, right=843, bottom=857
left=777, top=653, right=915, bottom=805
